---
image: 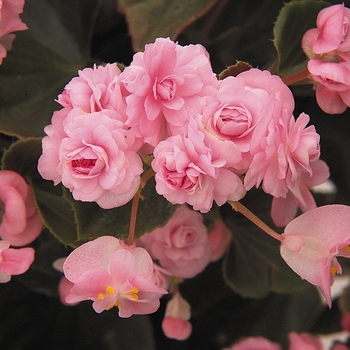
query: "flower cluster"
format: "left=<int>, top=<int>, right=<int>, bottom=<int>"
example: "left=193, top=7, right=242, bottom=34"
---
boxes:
left=0, top=0, right=27, bottom=64
left=302, top=3, right=350, bottom=114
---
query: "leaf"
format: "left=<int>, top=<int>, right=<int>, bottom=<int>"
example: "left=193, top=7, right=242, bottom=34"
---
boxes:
left=218, top=61, right=252, bottom=80
left=0, top=0, right=102, bottom=138
left=273, top=0, right=330, bottom=76
left=222, top=189, right=309, bottom=298
left=65, top=176, right=178, bottom=243
left=1, top=138, right=79, bottom=247
left=117, top=0, right=217, bottom=52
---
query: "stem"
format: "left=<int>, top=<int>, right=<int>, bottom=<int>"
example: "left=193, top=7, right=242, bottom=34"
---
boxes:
left=228, top=201, right=283, bottom=242
left=281, top=68, right=310, bottom=86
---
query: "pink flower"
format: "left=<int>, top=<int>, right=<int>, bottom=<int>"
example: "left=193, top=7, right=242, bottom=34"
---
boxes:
left=119, top=37, right=218, bottom=147
left=151, top=123, right=245, bottom=213
left=58, top=276, right=78, bottom=306
left=138, top=205, right=212, bottom=278
left=38, top=111, right=143, bottom=209
left=271, top=159, right=330, bottom=227
left=207, top=219, right=231, bottom=261
left=0, top=0, right=27, bottom=64
left=228, top=336, right=281, bottom=350
left=244, top=111, right=320, bottom=198
left=288, top=332, right=322, bottom=350
left=63, top=236, right=167, bottom=317
left=56, top=64, right=127, bottom=121
left=0, top=170, right=42, bottom=246
left=0, top=240, right=35, bottom=282
left=161, top=292, right=192, bottom=341
left=280, top=204, right=350, bottom=307
left=307, top=59, right=350, bottom=114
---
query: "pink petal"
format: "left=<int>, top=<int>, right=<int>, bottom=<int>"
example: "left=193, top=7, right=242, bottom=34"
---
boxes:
left=0, top=247, right=35, bottom=275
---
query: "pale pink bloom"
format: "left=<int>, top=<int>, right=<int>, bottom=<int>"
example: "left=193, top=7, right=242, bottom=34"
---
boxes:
left=228, top=337, right=281, bottom=350
left=0, top=0, right=27, bottom=64
left=302, top=4, right=350, bottom=56
left=58, top=276, right=79, bottom=306
left=244, top=111, right=320, bottom=198
left=307, top=59, right=350, bottom=114
left=38, top=111, right=143, bottom=209
left=288, top=332, right=323, bottom=350
left=271, top=159, right=330, bottom=227
left=0, top=240, right=35, bottom=282
left=63, top=236, right=167, bottom=317
left=207, top=219, right=231, bottom=261
left=0, top=170, right=42, bottom=246
left=151, top=123, right=245, bottom=213
left=280, top=204, right=350, bottom=307
left=161, top=292, right=192, bottom=341
left=119, top=37, right=218, bottom=147
left=139, top=205, right=212, bottom=278
left=56, top=64, right=127, bottom=122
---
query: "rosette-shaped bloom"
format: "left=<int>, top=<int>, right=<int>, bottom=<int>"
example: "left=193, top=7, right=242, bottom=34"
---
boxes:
left=228, top=337, right=281, bottom=350
left=63, top=236, right=167, bottom=317
left=280, top=204, right=350, bottom=307
left=119, top=37, right=218, bottom=147
left=151, top=123, right=245, bottom=213
left=0, top=240, right=35, bottom=282
left=271, top=159, right=330, bottom=227
left=0, top=170, right=42, bottom=246
left=38, top=111, right=143, bottom=209
left=56, top=64, right=127, bottom=121
left=138, top=205, right=212, bottom=278
left=0, top=0, right=28, bottom=64
left=244, top=111, right=320, bottom=199
left=161, top=292, right=192, bottom=341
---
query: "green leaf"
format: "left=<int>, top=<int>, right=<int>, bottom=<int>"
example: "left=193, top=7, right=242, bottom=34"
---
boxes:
left=1, top=138, right=79, bottom=247
left=218, top=61, right=252, bottom=80
left=65, top=176, right=178, bottom=243
left=222, top=190, right=309, bottom=298
left=273, top=0, right=330, bottom=76
left=118, top=0, right=217, bottom=52
left=0, top=0, right=102, bottom=138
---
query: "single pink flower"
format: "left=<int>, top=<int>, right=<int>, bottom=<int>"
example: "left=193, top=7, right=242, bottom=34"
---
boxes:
left=280, top=204, right=350, bottom=307
left=38, top=111, right=143, bottom=209
left=271, top=159, right=330, bottom=227
left=0, top=0, right=27, bottom=64
left=0, top=240, right=35, bottom=282
left=288, top=332, right=323, bottom=350
left=207, top=219, right=231, bottom=261
left=119, top=37, right=218, bottom=147
left=161, top=292, right=192, bottom=341
left=151, top=123, right=245, bottom=213
left=138, top=205, right=212, bottom=278
left=244, top=111, right=320, bottom=198
left=63, top=236, right=167, bottom=317
left=0, top=170, right=42, bottom=246
left=228, top=336, right=281, bottom=350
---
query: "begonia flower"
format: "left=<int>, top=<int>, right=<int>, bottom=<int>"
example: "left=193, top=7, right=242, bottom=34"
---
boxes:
left=244, top=111, right=320, bottom=199
left=63, top=236, right=167, bottom=317
left=119, top=37, right=218, bottom=147
left=161, top=292, right=192, bottom=341
left=280, top=204, right=350, bottom=307
left=138, top=205, right=212, bottom=278
left=271, top=159, right=330, bottom=227
left=38, top=111, right=143, bottom=209
left=227, top=336, right=281, bottom=350
left=0, top=170, right=42, bottom=246
left=0, top=240, right=35, bottom=282
left=288, top=332, right=323, bottom=350
left=0, top=0, right=27, bottom=64
left=151, top=123, right=245, bottom=213
left=207, top=219, right=231, bottom=261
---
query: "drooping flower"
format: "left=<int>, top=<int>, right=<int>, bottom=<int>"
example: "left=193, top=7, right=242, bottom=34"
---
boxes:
left=0, top=170, right=42, bottom=246
left=227, top=336, right=281, bottom=350
left=270, top=159, right=330, bottom=227
left=161, top=292, right=192, bottom=341
left=0, top=240, right=35, bottom=282
left=63, top=236, right=167, bottom=317
left=280, top=204, right=350, bottom=307
left=119, top=37, right=218, bottom=147
left=0, top=0, right=28, bottom=64
left=138, top=205, right=212, bottom=278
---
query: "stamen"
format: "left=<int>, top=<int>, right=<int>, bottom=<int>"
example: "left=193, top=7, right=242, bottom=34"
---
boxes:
left=97, top=293, right=104, bottom=300
left=330, top=267, right=338, bottom=276
left=128, top=287, right=139, bottom=300
left=105, top=286, right=115, bottom=295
